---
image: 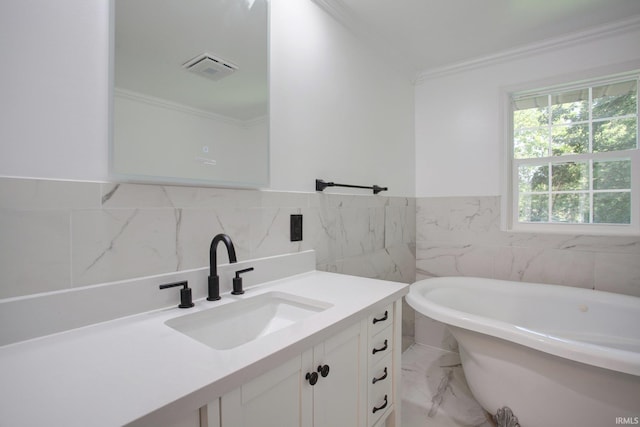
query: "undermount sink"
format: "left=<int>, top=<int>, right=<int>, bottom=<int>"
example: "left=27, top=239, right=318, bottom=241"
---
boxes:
left=164, top=292, right=332, bottom=350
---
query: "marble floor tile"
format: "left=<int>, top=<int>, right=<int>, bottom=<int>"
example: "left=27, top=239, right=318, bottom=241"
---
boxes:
left=401, top=344, right=494, bottom=427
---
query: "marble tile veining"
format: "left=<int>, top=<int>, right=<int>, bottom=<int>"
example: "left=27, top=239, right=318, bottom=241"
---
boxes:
left=71, top=209, right=179, bottom=286
left=0, top=177, right=417, bottom=299
left=401, top=344, right=493, bottom=427
left=416, top=196, right=640, bottom=297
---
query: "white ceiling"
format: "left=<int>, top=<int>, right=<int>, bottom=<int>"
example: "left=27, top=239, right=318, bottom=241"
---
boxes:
left=115, top=0, right=640, bottom=117
left=335, top=0, right=640, bottom=73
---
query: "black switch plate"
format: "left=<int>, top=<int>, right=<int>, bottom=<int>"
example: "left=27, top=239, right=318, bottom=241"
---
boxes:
left=290, top=214, right=303, bottom=241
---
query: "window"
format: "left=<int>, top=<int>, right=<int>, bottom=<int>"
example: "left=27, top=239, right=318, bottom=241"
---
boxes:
left=509, top=73, right=639, bottom=233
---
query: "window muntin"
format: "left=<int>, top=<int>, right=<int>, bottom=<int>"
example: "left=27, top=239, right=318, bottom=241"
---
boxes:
left=511, top=75, right=638, bottom=230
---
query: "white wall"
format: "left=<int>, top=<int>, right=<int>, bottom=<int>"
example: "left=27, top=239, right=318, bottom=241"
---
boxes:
left=414, top=23, right=640, bottom=197
left=0, top=0, right=111, bottom=181
left=269, top=0, right=416, bottom=196
left=0, top=0, right=416, bottom=196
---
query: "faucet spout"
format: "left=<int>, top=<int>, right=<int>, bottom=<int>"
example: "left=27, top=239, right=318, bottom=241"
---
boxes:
left=207, top=233, right=237, bottom=301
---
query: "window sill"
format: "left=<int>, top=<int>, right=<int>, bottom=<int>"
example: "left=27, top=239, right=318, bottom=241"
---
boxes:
left=508, top=222, right=640, bottom=237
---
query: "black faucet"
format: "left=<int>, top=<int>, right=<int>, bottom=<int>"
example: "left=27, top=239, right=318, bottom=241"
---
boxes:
left=207, top=233, right=237, bottom=301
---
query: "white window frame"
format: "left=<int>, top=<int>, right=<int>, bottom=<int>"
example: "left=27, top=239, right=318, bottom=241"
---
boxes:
left=505, top=71, right=640, bottom=236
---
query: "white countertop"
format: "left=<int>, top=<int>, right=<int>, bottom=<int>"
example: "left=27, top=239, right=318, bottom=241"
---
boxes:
left=0, top=271, right=408, bottom=427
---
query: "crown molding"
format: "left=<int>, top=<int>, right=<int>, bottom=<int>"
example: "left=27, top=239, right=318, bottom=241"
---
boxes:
left=114, top=88, right=254, bottom=127
left=242, top=115, right=268, bottom=129
left=415, top=15, right=640, bottom=84
left=310, top=0, right=357, bottom=30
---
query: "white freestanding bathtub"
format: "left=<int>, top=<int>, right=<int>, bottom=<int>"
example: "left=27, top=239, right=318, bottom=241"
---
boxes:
left=406, top=277, right=640, bottom=427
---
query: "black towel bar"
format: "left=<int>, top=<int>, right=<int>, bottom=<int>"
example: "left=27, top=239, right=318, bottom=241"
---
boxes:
left=315, top=179, right=388, bottom=195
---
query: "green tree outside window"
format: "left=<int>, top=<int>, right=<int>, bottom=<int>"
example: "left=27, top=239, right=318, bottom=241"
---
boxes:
left=513, top=77, right=637, bottom=226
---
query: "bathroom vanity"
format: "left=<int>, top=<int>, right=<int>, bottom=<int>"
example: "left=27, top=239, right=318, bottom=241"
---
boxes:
left=0, top=252, right=407, bottom=427
left=203, top=300, right=399, bottom=427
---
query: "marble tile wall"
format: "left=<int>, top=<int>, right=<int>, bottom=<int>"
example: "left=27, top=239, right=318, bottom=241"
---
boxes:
left=0, top=177, right=416, bottom=300
left=414, top=195, right=640, bottom=349
left=416, top=196, right=640, bottom=296
left=12, top=182, right=639, bottom=348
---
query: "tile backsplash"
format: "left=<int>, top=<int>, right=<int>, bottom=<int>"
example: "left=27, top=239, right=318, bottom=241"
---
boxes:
left=413, top=195, right=640, bottom=351
left=3, top=177, right=639, bottom=349
left=416, top=196, right=640, bottom=297
left=0, top=177, right=416, bottom=299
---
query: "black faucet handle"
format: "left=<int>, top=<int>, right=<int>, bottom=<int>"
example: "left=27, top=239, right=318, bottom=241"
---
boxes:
left=235, top=267, right=254, bottom=277
left=159, top=281, right=194, bottom=309
left=232, top=267, right=254, bottom=295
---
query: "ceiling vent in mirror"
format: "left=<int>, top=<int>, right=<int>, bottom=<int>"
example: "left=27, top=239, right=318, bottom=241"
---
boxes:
left=182, top=53, right=238, bottom=82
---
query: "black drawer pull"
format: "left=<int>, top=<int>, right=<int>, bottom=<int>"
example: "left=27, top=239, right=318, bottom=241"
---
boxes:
left=372, top=367, right=388, bottom=384
left=372, top=339, right=388, bottom=355
left=372, top=310, right=388, bottom=324
left=372, top=395, right=388, bottom=413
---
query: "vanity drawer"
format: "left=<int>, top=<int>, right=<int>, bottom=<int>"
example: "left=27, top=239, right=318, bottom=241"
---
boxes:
left=369, top=323, right=393, bottom=366
left=369, top=353, right=392, bottom=396
left=368, top=354, right=393, bottom=427
left=368, top=304, right=393, bottom=337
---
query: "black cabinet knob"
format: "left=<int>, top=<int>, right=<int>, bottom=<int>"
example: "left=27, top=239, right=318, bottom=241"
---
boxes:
left=317, top=364, right=330, bottom=378
left=306, top=371, right=318, bottom=386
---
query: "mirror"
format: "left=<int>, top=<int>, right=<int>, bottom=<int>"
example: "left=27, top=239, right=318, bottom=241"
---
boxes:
left=112, top=0, right=269, bottom=187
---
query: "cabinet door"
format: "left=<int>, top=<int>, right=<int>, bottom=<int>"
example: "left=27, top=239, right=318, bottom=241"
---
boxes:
left=312, top=322, right=365, bottom=427
left=200, top=399, right=220, bottom=427
left=220, top=355, right=303, bottom=427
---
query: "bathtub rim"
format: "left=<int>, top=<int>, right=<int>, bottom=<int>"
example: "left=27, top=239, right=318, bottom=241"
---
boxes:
left=407, top=276, right=640, bottom=377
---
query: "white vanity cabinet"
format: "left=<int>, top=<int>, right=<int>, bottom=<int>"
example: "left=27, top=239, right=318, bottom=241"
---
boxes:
left=0, top=263, right=409, bottom=427
left=367, top=303, right=398, bottom=427
left=166, top=411, right=204, bottom=427
left=216, top=322, right=364, bottom=427
left=304, top=322, right=365, bottom=427
left=218, top=354, right=305, bottom=427
left=206, top=298, right=402, bottom=427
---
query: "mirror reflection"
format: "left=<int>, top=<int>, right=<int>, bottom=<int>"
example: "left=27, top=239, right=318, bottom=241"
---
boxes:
left=112, top=0, right=269, bottom=187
